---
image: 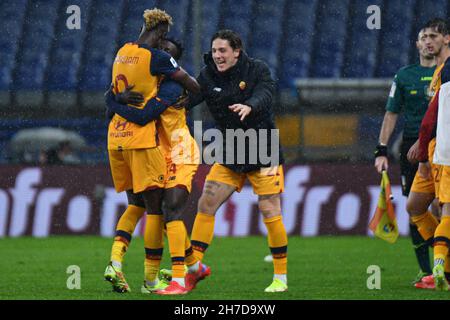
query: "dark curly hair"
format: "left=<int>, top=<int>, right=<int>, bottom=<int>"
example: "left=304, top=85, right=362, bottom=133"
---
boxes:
left=211, top=29, right=244, bottom=50
left=164, top=37, right=184, bottom=60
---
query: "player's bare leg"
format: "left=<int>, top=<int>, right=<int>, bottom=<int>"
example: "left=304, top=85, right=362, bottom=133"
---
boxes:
left=407, top=191, right=438, bottom=243
left=190, top=181, right=235, bottom=261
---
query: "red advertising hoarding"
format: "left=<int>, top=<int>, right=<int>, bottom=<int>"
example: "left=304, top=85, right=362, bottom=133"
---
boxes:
left=0, top=164, right=410, bottom=238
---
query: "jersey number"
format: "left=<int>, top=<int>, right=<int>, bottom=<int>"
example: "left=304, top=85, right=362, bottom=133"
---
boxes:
left=114, top=74, right=129, bottom=94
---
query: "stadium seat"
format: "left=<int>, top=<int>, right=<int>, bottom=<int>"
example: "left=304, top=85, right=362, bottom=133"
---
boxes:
left=278, top=0, right=318, bottom=87
left=0, top=0, right=28, bottom=106
left=247, top=0, right=285, bottom=75
left=220, top=0, right=253, bottom=47
left=79, top=63, right=111, bottom=110
left=78, top=0, right=125, bottom=109
left=182, top=0, right=222, bottom=74
left=156, top=0, right=190, bottom=41
left=342, top=0, right=383, bottom=78
left=311, top=0, right=350, bottom=78
left=375, top=0, right=416, bottom=77
left=13, top=0, right=60, bottom=108
left=47, top=0, right=91, bottom=94
left=200, top=0, right=222, bottom=53
left=119, top=0, right=158, bottom=45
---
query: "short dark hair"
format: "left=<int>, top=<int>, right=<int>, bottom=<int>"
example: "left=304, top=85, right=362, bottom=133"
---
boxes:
left=211, top=29, right=243, bottom=50
left=424, top=18, right=449, bottom=35
left=164, top=37, right=184, bottom=60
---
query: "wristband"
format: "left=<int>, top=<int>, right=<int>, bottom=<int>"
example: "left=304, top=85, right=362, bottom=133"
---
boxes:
left=374, top=144, right=388, bottom=158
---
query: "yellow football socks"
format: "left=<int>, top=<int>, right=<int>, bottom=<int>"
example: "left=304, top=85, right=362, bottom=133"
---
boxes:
left=144, top=214, right=164, bottom=282
left=411, top=211, right=439, bottom=241
left=110, top=205, right=145, bottom=264
left=191, top=212, right=215, bottom=261
left=184, top=232, right=198, bottom=267
left=264, top=215, right=288, bottom=275
left=434, top=216, right=450, bottom=264
left=166, top=220, right=187, bottom=279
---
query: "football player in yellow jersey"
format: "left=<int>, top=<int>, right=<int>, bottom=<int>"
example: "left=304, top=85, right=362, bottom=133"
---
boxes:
left=407, top=19, right=450, bottom=290
left=105, top=38, right=209, bottom=295
left=104, top=8, right=200, bottom=295
left=414, top=19, right=450, bottom=291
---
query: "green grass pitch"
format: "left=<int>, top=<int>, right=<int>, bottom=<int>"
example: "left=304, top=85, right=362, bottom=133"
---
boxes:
left=0, top=236, right=448, bottom=300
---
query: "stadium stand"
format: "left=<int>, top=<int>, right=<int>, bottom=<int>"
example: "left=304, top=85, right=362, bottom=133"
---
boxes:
left=311, top=0, right=351, bottom=78
left=14, top=0, right=61, bottom=107
left=157, top=0, right=190, bottom=41
left=219, top=0, right=253, bottom=49
left=278, top=0, right=319, bottom=87
left=0, top=0, right=28, bottom=107
left=2, top=0, right=450, bottom=164
left=47, top=0, right=92, bottom=110
left=79, top=0, right=125, bottom=109
left=375, top=0, right=416, bottom=77
left=342, top=0, right=383, bottom=78
left=247, top=0, right=285, bottom=77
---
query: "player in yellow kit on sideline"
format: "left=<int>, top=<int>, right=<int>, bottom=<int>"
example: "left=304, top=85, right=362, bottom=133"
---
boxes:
left=410, top=19, right=450, bottom=290
left=104, top=8, right=200, bottom=295
left=105, top=38, right=210, bottom=295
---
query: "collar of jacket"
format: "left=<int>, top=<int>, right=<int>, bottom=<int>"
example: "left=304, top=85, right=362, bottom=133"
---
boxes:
left=203, top=50, right=250, bottom=78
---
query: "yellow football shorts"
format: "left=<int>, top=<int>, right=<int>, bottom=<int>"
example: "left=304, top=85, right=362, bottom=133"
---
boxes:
left=108, top=147, right=166, bottom=193
left=411, top=138, right=441, bottom=196
left=437, top=165, right=450, bottom=203
left=205, top=163, right=284, bottom=195
left=165, top=162, right=198, bottom=193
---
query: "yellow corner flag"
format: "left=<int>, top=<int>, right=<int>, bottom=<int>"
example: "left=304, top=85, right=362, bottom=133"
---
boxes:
left=369, top=171, right=399, bottom=243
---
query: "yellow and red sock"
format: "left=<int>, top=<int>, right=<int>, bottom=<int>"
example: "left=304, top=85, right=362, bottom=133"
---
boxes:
left=264, top=215, right=288, bottom=275
left=110, top=205, right=145, bottom=264
left=190, top=212, right=215, bottom=261
left=144, top=214, right=164, bottom=282
left=166, top=220, right=187, bottom=279
left=411, top=211, right=439, bottom=242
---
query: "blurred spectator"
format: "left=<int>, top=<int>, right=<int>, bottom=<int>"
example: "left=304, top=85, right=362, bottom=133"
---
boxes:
left=39, top=141, right=81, bottom=165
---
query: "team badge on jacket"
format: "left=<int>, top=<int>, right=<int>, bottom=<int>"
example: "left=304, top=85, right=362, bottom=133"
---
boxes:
left=239, top=81, right=246, bottom=90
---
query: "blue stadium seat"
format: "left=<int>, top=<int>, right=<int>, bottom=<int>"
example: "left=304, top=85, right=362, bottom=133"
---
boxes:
left=0, top=66, right=13, bottom=91
left=343, top=0, right=383, bottom=78
left=278, top=0, right=319, bottom=87
left=47, top=0, right=92, bottom=91
left=13, top=0, right=60, bottom=91
left=79, top=64, right=110, bottom=91
left=220, top=0, right=253, bottom=47
left=156, top=0, right=190, bottom=41
left=79, top=0, right=124, bottom=94
left=182, top=0, right=222, bottom=74
left=376, top=0, right=416, bottom=77
left=311, top=0, right=350, bottom=78
left=15, top=63, right=47, bottom=91
left=201, top=0, right=222, bottom=53
left=119, top=0, right=158, bottom=45
left=247, top=0, right=285, bottom=74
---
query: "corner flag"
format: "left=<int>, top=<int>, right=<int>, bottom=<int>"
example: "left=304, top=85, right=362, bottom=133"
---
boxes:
left=369, top=171, right=399, bottom=243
